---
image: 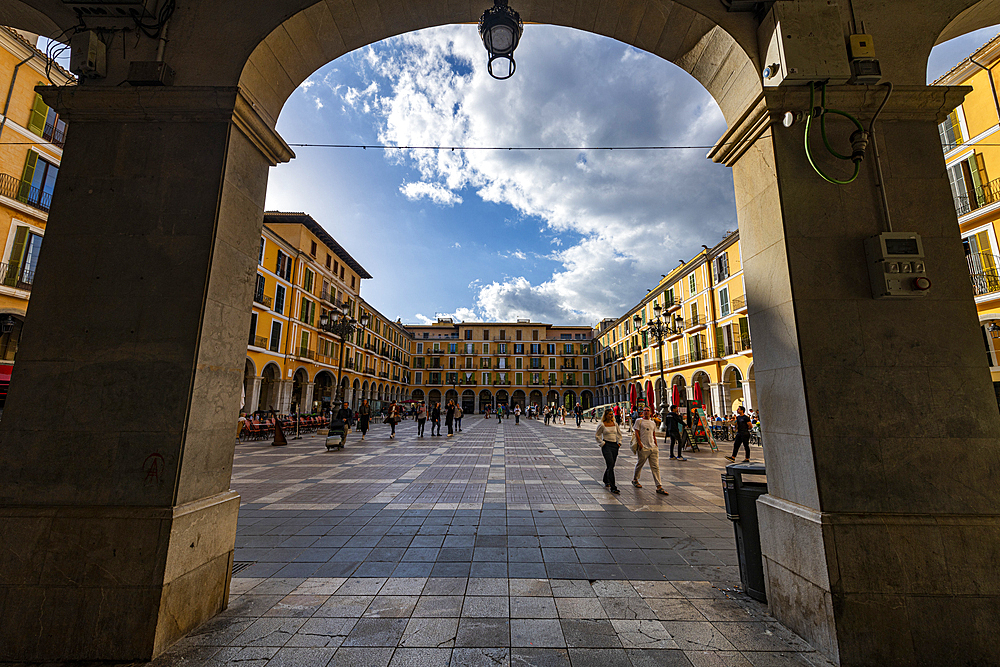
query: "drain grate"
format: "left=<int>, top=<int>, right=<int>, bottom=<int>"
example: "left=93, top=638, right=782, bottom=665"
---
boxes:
left=232, top=561, right=255, bottom=576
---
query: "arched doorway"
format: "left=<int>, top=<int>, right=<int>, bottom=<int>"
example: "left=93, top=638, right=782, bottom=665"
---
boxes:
left=291, top=368, right=308, bottom=411
left=691, top=371, right=713, bottom=416
left=511, top=389, right=525, bottom=409
left=257, top=363, right=281, bottom=414
left=412, top=389, right=425, bottom=405
left=461, top=389, right=475, bottom=414
left=351, top=379, right=361, bottom=409
left=670, top=375, right=687, bottom=409
left=529, top=390, right=543, bottom=410
left=429, top=389, right=441, bottom=407
left=546, top=390, right=559, bottom=407
left=4, top=3, right=992, bottom=663
left=581, top=390, right=593, bottom=409
left=478, top=390, right=493, bottom=412
left=563, top=390, right=577, bottom=410
left=314, top=370, right=334, bottom=413
left=445, top=389, right=458, bottom=406
left=723, top=366, right=744, bottom=415
left=496, top=389, right=509, bottom=410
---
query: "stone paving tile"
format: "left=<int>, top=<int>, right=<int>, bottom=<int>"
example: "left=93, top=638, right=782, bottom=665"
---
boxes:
left=151, top=419, right=827, bottom=667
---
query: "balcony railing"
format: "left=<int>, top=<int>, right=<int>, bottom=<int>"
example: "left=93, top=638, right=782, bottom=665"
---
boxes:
left=296, top=347, right=315, bottom=360
left=685, top=314, right=707, bottom=329
left=0, top=261, right=33, bottom=291
left=718, top=337, right=752, bottom=356
left=954, top=176, right=1000, bottom=217
left=43, top=120, right=66, bottom=148
left=251, top=335, right=268, bottom=348
left=0, top=173, right=51, bottom=214
left=969, top=254, right=1000, bottom=296
left=730, top=295, right=747, bottom=311
left=254, top=292, right=272, bottom=308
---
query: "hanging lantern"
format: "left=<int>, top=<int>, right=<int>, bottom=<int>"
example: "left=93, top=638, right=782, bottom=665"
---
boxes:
left=478, top=0, right=523, bottom=80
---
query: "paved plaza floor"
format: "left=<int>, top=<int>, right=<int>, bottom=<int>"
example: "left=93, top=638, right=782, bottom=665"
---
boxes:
left=150, top=417, right=834, bottom=667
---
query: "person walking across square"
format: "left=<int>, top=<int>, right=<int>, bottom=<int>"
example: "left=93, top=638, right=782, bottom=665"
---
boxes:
left=416, top=402, right=427, bottom=437
left=665, top=405, right=686, bottom=461
left=632, top=408, right=667, bottom=495
left=596, top=409, right=622, bottom=494
left=455, top=403, right=463, bottom=432
left=431, top=402, right=441, bottom=436
left=725, top=406, right=752, bottom=463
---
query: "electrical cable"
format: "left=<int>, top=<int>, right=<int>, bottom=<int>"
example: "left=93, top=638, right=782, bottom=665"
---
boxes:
left=868, top=82, right=894, bottom=231
left=804, top=81, right=864, bottom=185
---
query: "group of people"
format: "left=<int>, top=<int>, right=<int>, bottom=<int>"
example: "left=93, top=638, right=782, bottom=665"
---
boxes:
left=595, top=404, right=759, bottom=496
left=414, top=400, right=464, bottom=436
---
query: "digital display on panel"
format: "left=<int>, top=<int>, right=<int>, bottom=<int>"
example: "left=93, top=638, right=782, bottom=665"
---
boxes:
left=885, top=238, right=919, bottom=255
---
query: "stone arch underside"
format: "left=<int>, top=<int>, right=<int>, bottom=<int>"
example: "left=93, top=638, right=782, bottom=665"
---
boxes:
left=240, top=0, right=765, bottom=128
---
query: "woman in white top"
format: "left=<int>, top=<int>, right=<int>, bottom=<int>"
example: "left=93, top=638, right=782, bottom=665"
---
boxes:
left=595, top=409, right=623, bottom=494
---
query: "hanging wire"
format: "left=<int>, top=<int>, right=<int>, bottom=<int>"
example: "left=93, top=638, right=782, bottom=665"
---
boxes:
left=804, top=81, right=865, bottom=185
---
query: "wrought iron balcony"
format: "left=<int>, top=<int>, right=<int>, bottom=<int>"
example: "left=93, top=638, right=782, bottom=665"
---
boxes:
left=0, top=261, right=33, bottom=291
left=296, top=347, right=315, bottom=360
left=730, top=295, right=747, bottom=312
left=0, top=173, right=51, bottom=214
left=969, top=254, right=1000, bottom=296
left=954, top=176, right=1000, bottom=217
left=253, top=292, right=273, bottom=308
left=684, top=314, right=707, bottom=330
left=251, top=335, right=268, bottom=348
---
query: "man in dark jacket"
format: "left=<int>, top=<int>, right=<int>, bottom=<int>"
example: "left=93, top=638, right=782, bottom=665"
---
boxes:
left=666, top=405, right=686, bottom=461
left=331, top=401, right=353, bottom=449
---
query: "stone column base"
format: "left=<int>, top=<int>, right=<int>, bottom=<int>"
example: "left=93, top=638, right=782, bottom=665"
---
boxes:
left=0, top=490, right=240, bottom=661
left=758, top=494, right=1000, bottom=666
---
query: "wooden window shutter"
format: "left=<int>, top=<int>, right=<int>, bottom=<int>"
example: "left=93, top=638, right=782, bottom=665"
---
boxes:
left=715, top=326, right=725, bottom=357
left=738, top=317, right=750, bottom=347
left=4, top=226, right=28, bottom=287
left=27, top=93, right=48, bottom=137
left=18, top=151, right=38, bottom=202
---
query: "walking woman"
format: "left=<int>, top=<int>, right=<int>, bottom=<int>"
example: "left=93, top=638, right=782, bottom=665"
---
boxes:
left=446, top=400, right=456, bottom=436
left=358, top=399, right=372, bottom=440
left=416, top=402, right=427, bottom=437
left=595, top=409, right=622, bottom=494
left=387, top=401, right=400, bottom=439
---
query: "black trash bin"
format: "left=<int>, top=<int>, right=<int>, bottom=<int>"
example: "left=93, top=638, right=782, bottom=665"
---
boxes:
left=721, top=463, right=767, bottom=602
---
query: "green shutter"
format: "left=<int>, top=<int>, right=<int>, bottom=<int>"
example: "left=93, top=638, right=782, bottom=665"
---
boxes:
left=17, top=151, right=38, bottom=202
left=27, top=93, right=48, bottom=137
left=715, top=326, right=725, bottom=357
left=4, top=226, right=27, bottom=287
left=738, top=317, right=750, bottom=348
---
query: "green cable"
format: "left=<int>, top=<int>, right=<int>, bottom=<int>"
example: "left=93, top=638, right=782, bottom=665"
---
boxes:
left=804, top=81, right=862, bottom=185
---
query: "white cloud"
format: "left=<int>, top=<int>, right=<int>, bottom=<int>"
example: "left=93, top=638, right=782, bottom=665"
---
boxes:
left=399, top=181, right=463, bottom=205
left=333, top=26, right=736, bottom=324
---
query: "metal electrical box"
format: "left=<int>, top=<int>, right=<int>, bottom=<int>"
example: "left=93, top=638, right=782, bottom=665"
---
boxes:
left=69, top=31, right=106, bottom=79
left=864, top=233, right=931, bottom=298
left=759, top=2, right=850, bottom=87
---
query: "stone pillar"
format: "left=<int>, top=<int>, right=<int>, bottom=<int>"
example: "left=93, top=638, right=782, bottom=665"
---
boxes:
left=277, top=379, right=293, bottom=413
left=248, top=376, right=262, bottom=415
left=712, top=85, right=1000, bottom=665
left=711, top=382, right=728, bottom=416
left=303, top=382, right=315, bottom=412
left=0, top=86, right=292, bottom=661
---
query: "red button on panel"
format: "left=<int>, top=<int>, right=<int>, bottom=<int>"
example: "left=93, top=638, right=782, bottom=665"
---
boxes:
left=913, top=277, right=931, bottom=291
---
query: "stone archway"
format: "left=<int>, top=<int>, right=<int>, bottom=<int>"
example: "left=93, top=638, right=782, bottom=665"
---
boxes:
left=478, top=389, right=492, bottom=412
left=3, top=1, right=999, bottom=663
left=257, top=362, right=281, bottom=413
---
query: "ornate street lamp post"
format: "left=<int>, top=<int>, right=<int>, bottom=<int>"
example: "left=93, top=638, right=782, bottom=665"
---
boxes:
left=478, top=0, right=523, bottom=80
left=641, top=301, right=684, bottom=432
left=319, top=307, right=370, bottom=418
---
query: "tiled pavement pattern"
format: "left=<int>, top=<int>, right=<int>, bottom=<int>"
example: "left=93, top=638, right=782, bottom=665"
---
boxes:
left=151, top=418, right=834, bottom=666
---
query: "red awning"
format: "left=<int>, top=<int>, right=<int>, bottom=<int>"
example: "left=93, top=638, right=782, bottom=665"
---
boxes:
left=693, top=381, right=702, bottom=402
left=672, top=384, right=680, bottom=406
left=646, top=381, right=654, bottom=408
left=0, top=365, right=12, bottom=381
left=629, top=384, right=637, bottom=409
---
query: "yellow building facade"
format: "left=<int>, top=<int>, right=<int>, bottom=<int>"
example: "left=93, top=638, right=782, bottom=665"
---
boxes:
left=0, top=28, right=72, bottom=406
left=935, top=34, right=1000, bottom=404
left=405, top=319, right=594, bottom=413
left=594, top=231, right=755, bottom=418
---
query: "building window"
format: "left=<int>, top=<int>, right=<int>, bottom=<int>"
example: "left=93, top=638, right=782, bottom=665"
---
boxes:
left=326, top=253, right=332, bottom=268
left=499, top=330, right=506, bottom=340
left=532, top=330, right=539, bottom=341
left=269, top=321, right=282, bottom=352
left=583, top=373, right=590, bottom=386
left=689, top=273, right=696, bottom=294
left=334, top=260, right=340, bottom=274
left=516, top=330, right=522, bottom=340
left=254, top=274, right=265, bottom=303
left=465, top=329, right=473, bottom=339
left=715, top=252, right=730, bottom=282
left=531, top=343, right=540, bottom=354
left=248, top=313, right=258, bottom=346
left=273, top=285, right=285, bottom=314
left=303, top=267, right=314, bottom=293
left=310, top=240, right=317, bottom=257
left=415, top=371, right=422, bottom=384
left=938, top=109, right=964, bottom=151
left=549, top=358, right=556, bottom=369
left=483, top=330, right=490, bottom=340
left=259, top=238, right=265, bottom=265
left=351, top=275, right=355, bottom=289
left=719, top=286, right=730, bottom=317
left=498, top=343, right=507, bottom=354
left=583, top=358, right=589, bottom=370
left=300, top=297, right=315, bottom=325
left=515, top=372, right=522, bottom=384
left=416, top=342, right=423, bottom=353
left=514, top=343, right=523, bottom=354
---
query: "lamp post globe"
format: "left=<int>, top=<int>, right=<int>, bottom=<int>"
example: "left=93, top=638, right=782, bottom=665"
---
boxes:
left=478, top=0, right=523, bottom=80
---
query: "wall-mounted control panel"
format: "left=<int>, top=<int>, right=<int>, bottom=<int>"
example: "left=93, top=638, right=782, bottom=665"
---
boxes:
left=864, top=233, right=931, bottom=298
left=759, top=2, right=851, bottom=87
